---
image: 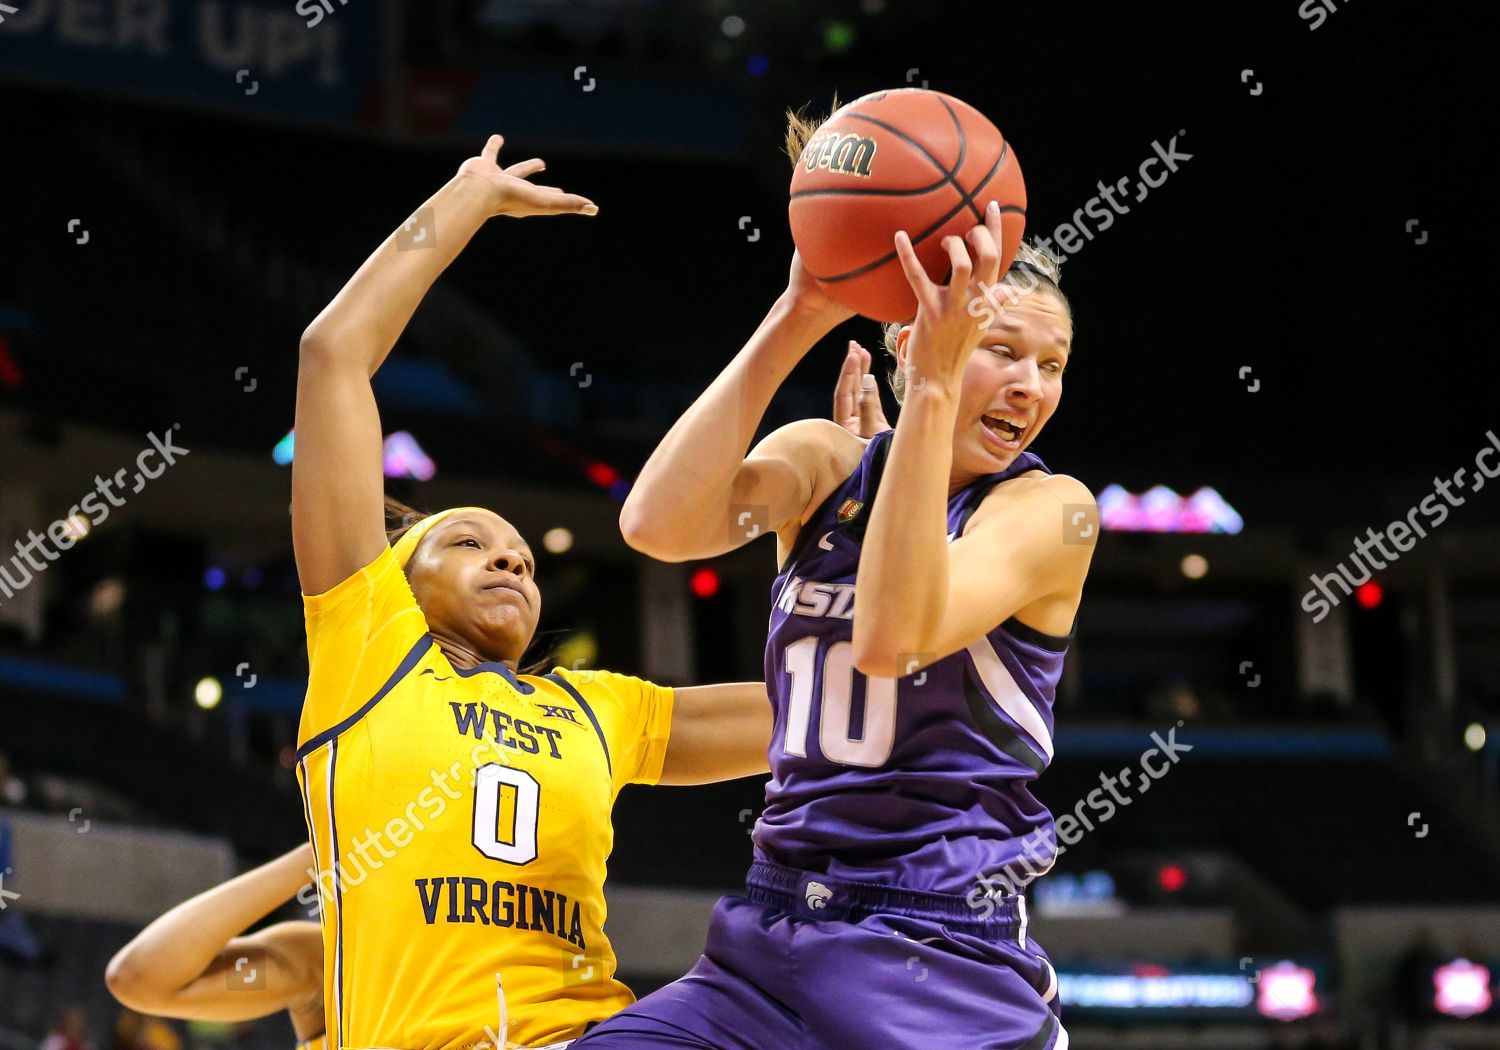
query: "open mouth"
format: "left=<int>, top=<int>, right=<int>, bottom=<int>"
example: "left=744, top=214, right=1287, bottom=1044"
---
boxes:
left=982, top=412, right=1029, bottom=445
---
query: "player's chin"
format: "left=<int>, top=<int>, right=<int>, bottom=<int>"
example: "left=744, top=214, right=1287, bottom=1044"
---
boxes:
left=470, top=600, right=537, bottom=647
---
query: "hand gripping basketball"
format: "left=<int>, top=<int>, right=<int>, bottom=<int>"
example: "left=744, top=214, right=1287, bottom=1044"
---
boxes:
left=894, top=200, right=1006, bottom=393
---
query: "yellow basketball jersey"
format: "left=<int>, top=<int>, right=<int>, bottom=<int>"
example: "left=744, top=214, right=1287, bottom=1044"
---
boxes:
left=294, top=545, right=674, bottom=1050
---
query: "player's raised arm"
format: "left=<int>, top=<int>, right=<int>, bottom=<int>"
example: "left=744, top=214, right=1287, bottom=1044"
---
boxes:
left=105, top=845, right=322, bottom=1026
left=293, top=135, right=596, bottom=595
left=850, top=209, right=1096, bottom=678
left=618, top=251, right=855, bottom=563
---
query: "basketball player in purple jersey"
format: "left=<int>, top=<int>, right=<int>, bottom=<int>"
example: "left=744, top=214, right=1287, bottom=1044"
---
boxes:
left=574, top=117, right=1094, bottom=1049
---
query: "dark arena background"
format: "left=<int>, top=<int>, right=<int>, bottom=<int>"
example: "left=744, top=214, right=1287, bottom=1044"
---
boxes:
left=0, top=1, right=1495, bottom=1048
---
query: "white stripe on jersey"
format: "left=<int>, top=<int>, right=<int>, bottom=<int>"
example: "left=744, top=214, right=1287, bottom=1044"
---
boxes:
left=1041, top=958, right=1058, bottom=1003
left=966, top=635, right=1054, bottom=760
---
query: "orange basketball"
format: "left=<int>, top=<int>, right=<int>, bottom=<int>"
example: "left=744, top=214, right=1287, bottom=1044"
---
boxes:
left=789, top=88, right=1026, bottom=322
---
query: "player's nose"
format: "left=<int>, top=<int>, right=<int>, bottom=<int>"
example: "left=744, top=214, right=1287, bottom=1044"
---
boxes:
left=1006, top=359, right=1043, bottom=403
left=491, top=549, right=527, bottom=576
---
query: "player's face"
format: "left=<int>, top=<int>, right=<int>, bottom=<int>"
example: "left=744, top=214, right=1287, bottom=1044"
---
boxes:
left=406, top=510, right=542, bottom=666
left=950, top=287, right=1071, bottom=478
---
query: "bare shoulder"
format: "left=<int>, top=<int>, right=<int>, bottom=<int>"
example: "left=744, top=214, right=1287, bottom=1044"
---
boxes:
left=757, top=417, right=865, bottom=472
left=974, top=471, right=1095, bottom=519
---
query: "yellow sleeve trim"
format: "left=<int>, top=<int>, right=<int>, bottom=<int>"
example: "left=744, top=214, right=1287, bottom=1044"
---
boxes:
left=302, top=544, right=403, bottom=614
left=633, top=681, right=675, bottom=788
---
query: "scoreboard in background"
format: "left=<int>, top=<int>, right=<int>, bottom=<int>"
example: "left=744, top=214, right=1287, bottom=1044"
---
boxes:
left=1058, top=959, right=1324, bottom=1022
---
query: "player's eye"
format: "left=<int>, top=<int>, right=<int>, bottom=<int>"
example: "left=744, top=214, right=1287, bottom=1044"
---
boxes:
left=986, top=344, right=1014, bottom=358
left=455, top=537, right=482, bottom=549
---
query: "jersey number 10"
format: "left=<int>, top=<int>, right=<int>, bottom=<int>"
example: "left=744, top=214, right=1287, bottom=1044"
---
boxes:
left=782, top=635, right=897, bottom=767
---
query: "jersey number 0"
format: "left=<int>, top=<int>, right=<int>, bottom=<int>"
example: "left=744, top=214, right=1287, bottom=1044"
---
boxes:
left=472, top=763, right=541, bottom=864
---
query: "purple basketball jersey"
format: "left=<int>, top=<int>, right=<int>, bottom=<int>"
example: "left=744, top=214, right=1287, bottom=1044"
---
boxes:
left=756, top=429, right=1070, bottom=897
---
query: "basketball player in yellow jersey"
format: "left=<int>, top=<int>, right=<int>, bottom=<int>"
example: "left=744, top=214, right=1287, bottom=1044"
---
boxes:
left=106, top=844, right=327, bottom=1050
left=292, top=134, right=773, bottom=1050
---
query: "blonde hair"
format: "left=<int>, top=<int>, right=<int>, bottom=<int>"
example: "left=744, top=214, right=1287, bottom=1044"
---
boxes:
left=882, top=240, right=1071, bottom=404
left=784, top=95, right=842, bottom=167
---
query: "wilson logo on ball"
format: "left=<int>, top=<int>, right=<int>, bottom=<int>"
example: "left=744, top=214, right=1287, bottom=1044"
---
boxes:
left=802, top=131, right=877, bottom=178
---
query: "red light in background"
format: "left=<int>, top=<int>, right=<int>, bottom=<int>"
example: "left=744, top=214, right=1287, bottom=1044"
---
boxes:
left=0, top=336, right=23, bottom=390
left=1158, top=863, right=1188, bottom=893
left=690, top=567, right=720, bottom=599
left=1355, top=581, right=1383, bottom=609
left=586, top=462, right=619, bottom=487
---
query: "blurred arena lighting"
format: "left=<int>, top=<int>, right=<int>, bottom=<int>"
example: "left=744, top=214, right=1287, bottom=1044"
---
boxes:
left=747, top=54, right=770, bottom=76
left=0, top=335, right=23, bottom=390
left=241, top=566, right=263, bottom=589
left=1179, top=554, right=1209, bottom=580
left=203, top=567, right=227, bottom=591
left=690, top=566, right=720, bottom=599
left=61, top=513, right=91, bottom=541
left=1157, top=862, right=1188, bottom=893
left=822, top=20, right=855, bottom=52
left=1433, top=958, right=1493, bottom=1018
left=607, top=479, right=632, bottom=502
left=272, top=430, right=296, bottom=466
left=1097, top=484, right=1243, bottom=534
left=586, top=462, right=619, bottom=486
left=556, top=630, right=598, bottom=673
left=88, top=577, right=126, bottom=618
left=720, top=15, right=745, bottom=37
left=194, top=676, right=223, bottom=710
left=382, top=431, right=436, bottom=481
left=1355, top=580, right=1384, bottom=609
left=1255, top=962, right=1319, bottom=1021
left=1465, top=722, right=1487, bottom=751
left=543, top=527, right=574, bottom=554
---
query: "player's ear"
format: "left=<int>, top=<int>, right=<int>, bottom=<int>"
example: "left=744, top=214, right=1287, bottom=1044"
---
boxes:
left=894, top=325, right=913, bottom=366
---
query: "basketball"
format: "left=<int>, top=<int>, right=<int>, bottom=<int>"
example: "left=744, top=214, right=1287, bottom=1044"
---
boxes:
left=789, top=88, right=1027, bottom=322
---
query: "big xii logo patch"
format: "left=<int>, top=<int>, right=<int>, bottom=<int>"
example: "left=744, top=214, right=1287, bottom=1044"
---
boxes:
left=837, top=498, right=864, bottom=524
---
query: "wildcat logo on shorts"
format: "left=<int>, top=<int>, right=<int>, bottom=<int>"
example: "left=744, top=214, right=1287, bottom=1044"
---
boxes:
left=804, top=882, right=833, bottom=909
left=802, top=131, right=877, bottom=178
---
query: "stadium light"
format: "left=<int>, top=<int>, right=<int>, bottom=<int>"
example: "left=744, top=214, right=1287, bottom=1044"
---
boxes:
left=194, top=676, right=223, bottom=710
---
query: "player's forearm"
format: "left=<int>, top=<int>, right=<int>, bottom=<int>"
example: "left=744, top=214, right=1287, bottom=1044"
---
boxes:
left=658, top=682, right=773, bottom=785
left=107, top=846, right=312, bottom=1000
left=620, top=296, right=836, bottom=557
left=300, top=174, right=493, bottom=375
left=851, top=386, right=957, bottom=677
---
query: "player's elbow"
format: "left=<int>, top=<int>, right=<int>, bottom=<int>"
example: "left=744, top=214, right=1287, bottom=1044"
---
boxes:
left=849, top=636, right=906, bottom=680
left=618, top=502, right=693, bottom=562
left=852, top=617, right=941, bottom=678
left=298, top=323, right=334, bottom=361
left=104, top=950, right=159, bottom=1010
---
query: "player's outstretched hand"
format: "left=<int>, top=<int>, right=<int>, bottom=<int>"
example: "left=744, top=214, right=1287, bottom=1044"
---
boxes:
left=893, top=200, right=1005, bottom=391
left=833, top=340, right=891, bottom=438
left=457, top=134, right=599, bottom=219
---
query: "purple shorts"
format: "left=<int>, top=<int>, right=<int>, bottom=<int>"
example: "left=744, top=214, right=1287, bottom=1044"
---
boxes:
left=573, top=860, right=1065, bottom=1050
